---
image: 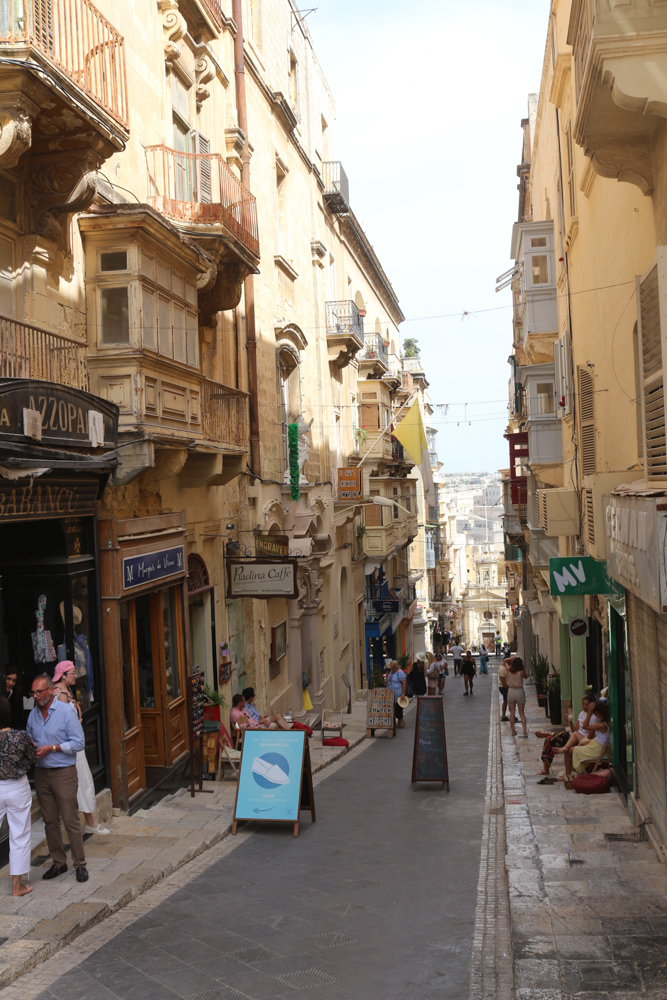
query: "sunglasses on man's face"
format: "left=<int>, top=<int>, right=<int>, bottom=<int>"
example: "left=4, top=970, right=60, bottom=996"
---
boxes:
left=31, top=687, right=51, bottom=696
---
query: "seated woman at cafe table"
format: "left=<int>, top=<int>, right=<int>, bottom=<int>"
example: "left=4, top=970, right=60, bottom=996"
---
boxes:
left=242, top=688, right=291, bottom=730
left=552, top=700, right=609, bottom=780
left=535, top=693, right=598, bottom=778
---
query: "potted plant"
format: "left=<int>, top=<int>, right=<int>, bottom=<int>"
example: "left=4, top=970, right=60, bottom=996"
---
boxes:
left=531, top=652, right=550, bottom=713
left=547, top=670, right=561, bottom=726
left=203, top=684, right=226, bottom=722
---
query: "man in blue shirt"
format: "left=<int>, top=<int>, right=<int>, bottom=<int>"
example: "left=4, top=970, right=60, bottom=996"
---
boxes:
left=26, top=672, right=88, bottom=882
left=242, top=688, right=290, bottom=730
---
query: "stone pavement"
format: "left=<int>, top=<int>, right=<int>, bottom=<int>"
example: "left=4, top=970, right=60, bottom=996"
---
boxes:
left=504, top=682, right=667, bottom=1000
left=4, top=669, right=495, bottom=1000
left=0, top=702, right=370, bottom=990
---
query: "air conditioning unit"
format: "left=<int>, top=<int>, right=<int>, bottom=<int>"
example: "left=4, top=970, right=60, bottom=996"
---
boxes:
left=536, top=488, right=578, bottom=536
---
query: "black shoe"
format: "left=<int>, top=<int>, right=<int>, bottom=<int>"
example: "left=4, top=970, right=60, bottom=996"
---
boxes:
left=463, top=691, right=468, bottom=696
left=42, top=862, right=67, bottom=880
left=76, top=866, right=89, bottom=883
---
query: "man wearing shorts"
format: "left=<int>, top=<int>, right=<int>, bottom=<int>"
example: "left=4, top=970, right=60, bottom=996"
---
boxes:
left=449, top=643, right=463, bottom=677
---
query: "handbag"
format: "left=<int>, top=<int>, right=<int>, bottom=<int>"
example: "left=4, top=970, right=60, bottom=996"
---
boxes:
left=573, top=772, right=610, bottom=794
left=405, top=678, right=415, bottom=698
left=302, top=670, right=310, bottom=689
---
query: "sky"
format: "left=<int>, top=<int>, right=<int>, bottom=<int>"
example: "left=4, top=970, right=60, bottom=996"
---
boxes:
left=308, top=0, right=552, bottom=473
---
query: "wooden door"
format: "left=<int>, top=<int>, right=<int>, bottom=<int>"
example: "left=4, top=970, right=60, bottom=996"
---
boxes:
left=159, top=586, right=188, bottom=764
left=120, top=600, right=146, bottom=798
left=137, top=593, right=166, bottom=767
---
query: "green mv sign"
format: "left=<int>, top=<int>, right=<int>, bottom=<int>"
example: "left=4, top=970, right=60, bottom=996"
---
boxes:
left=549, top=556, right=616, bottom=597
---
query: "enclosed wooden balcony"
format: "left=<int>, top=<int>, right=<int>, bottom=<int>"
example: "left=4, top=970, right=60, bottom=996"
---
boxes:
left=146, top=145, right=259, bottom=258
left=0, top=0, right=128, bottom=178
left=0, top=314, right=88, bottom=391
left=567, top=0, right=667, bottom=194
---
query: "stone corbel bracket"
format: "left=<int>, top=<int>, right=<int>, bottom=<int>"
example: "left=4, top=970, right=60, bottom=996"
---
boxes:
left=30, top=149, right=100, bottom=241
left=0, top=98, right=37, bottom=169
left=194, top=44, right=216, bottom=108
left=159, top=0, right=187, bottom=64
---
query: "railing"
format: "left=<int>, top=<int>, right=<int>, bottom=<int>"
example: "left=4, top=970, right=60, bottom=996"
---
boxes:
left=146, top=145, right=259, bottom=257
left=0, top=315, right=88, bottom=390
left=201, top=0, right=223, bottom=28
left=322, top=161, right=350, bottom=214
left=201, top=380, right=249, bottom=448
left=0, top=0, right=128, bottom=127
left=325, top=300, right=364, bottom=342
left=358, top=332, right=389, bottom=367
left=570, top=0, right=595, bottom=99
left=391, top=438, right=405, bottom=462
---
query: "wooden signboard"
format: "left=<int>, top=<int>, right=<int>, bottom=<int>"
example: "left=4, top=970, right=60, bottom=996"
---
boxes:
left=411, top=696, right=449, bottom=790
left=232, top=730, right=316, bottom=837
left=187, top=668, right=213, bottom=797
left=366, top=687, right=395, bottom=738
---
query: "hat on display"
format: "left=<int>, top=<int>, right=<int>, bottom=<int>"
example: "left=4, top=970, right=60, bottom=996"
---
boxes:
left=52, top=660, right=75, bottom=684
left=397, top=695, right=409, bottom=709
left=59, top=602, right=83, bottom=627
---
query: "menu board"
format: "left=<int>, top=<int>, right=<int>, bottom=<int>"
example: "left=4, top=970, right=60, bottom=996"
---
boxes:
left=189, top=670, right=204, bottom=738
left=366, top=688, right=395, bottom=737
left=411, top=696, right=449, bottom=789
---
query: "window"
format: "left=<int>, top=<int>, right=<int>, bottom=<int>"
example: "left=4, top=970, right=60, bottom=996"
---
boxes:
left=276, top=162, right=288, bottom=257
left=578, top=366, right=596, bottom=475
left=565, top=119, right=576, bottom=219
left=289, top=52, right=298, bottom=115
left=249, top=0, right=262, bottom=49
left=638, top=263, right=666, bottom=477
left=101, top=287, right=130, bottom=344
left=529, top=255, right=549, bottom=285
left=0, top=236, right=13, bottom=317
left=530, top=237, right=547, bottom=248
left=101, top=251, right=127, bottom=272
left=535, top=382, right=555, bottom=415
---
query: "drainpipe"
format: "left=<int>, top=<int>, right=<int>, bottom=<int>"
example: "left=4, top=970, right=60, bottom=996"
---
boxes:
left=233, top=0, right=260, bottom=476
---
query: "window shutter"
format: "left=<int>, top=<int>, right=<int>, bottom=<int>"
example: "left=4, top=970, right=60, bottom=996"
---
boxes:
left=583, top=488, right=595, bottom=547
left=578, top=366, right=596, bottom=475
left=195, top=132, right=212, bottom=204
left=562, top=333, right=572, bottom=415
left=639, top=264, right=666, bottom=478
left=553, top=340, right=563, bottom=418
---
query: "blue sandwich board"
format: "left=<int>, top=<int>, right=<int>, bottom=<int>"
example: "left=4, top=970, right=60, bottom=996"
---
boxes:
left=232, top=729, right=316, bottom=837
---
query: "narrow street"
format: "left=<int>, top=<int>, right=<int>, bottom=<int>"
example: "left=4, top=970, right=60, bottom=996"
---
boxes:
left=27, top=674, right=493, bottom=1000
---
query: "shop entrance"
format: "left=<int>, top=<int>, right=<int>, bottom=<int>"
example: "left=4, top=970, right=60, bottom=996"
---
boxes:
left=120, top=585, right=187, bottom=796
left=187, top=554, right=217, bottom=691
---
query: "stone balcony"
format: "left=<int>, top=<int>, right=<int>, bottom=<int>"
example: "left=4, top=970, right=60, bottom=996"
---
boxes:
left=357, top=332, right=389, bottom=376
left=0, top=0, right=128, bottom=238
left=325, top=299, right=364, bottom=370
left=567, top=0, right=667, bottom=194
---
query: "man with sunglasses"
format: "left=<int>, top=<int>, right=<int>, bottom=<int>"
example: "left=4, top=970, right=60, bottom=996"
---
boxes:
left=26, top=672, right=88, bottom=882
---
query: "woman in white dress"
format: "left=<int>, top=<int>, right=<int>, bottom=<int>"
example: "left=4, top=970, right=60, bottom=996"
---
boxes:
left=51, top=661, right=109, bottom=835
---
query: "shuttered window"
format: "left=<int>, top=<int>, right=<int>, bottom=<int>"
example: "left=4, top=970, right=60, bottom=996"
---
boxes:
left=195, top=132, right=212, bottom=204
left=578, top=366, right=596, bottom=475
left=639, top=264, right=666, bottom=478
left=583, top=487, right=595, bottom=547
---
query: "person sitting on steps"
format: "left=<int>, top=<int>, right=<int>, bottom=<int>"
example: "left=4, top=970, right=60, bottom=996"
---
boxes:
left=553, top=700, right=609, bottom=781
left=242, top=688, right=291, bottom=730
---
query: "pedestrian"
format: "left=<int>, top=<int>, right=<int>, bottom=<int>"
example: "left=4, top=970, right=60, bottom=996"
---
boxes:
left=0, top=695, right=36, bottom=896
left=461, top=651, right=476, bottom=695
left=52, top=662, right=109, bottom=836
left=5, top=667, right=24, bottom=730
left=505, top=656, right=528, bottom=738
left=386, top=660, right=407, bottom=729
left=495, top=632, right=502, bottom=658
left=26, top=673, right=88, bottom=883
left=409, top=658, right=427, bottom=697
left=426, top=654, right=439, bottom=695
left=498, top=658, right=510, bottom=721
left=449, top=642, right=463, bottom=676
left=435, top=651, right=448, bottom=694
left=479, top=643, right=489, bottom=674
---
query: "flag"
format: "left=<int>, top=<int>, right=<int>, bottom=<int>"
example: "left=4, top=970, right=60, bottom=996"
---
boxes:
left=393, top=400, right=438, bottom=514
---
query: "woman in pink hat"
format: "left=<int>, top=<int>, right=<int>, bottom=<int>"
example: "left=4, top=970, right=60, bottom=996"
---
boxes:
left=52, top=662, right=109, bottom=836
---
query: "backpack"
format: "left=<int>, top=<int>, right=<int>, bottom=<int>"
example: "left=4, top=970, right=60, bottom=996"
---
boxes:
left=572, top=772, right=610, bottom=794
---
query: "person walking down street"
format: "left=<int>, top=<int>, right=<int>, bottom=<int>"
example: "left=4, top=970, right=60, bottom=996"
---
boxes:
left=498, top=659, right=510, bottom=721
left=426, top=654, right=439, bottom=695
left=449, top=643, right=463, bottom=676
left=495, top=632, right=502, bottom=658
left=409, top=658, right=427, bottom=697
left=461, top=651, right=477, bottom=695
left=506, top=656, right=528, bottom=739
left=436, top=652, right=448, bottom=694
left=26, top=673, right=88, bottom=883
left=479, top=644, right=489, bottom=674
left=0, top=696, right=36, bottom=896
left=386, top=660, right=407, bottom=729
left=52, top=661, right=109, bottom=836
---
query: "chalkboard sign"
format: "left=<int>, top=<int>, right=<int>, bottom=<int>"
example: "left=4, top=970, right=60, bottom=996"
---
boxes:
left=412, top=696, right=449, bottom=789
left=366, top=688, right=395, bottom=738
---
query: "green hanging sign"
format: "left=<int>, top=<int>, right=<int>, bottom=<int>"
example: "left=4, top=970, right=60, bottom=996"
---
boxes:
left=288, top=422, right=300, bottom=501
left=549, top=556, right=619, bottom=597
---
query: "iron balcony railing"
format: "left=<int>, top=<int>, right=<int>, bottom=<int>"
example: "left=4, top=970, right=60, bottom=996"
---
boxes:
left=146, top=145, right=260, bottom=258
left=0, top=0, right=128, bottom=126
left=358, top=332, right=388, bottom=366
left=322, top=161, right=350, bottom=214
left=201, top=379, right=249, bottom=449
left=201, top=0, right=223, bottom=28
left=0, top=314, right=88, bottom=390
left=325, top=300, right=364, bottom=342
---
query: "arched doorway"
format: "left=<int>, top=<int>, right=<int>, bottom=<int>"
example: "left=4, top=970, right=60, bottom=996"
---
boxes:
left=188, top=553, right=217, bottom=691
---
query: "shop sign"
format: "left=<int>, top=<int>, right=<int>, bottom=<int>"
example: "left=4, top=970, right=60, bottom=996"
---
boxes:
left=255, top=533, right=290, bottom=559
left=0, top=382, right=117, bottom=448
left=0, top=476, right=98, bottom=521
left=549, top=555, right=615, bottom=597
left=337, top=466, right=363, bottom=499
left=569, top=617, right=589, bottom=638
left=605, top=494, right=662, bottom=613
left=373, top=598, right=400, bottom=613
left=122, top=545, right=185, bottom=590
left=226, top=559, right=299, bottom=600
